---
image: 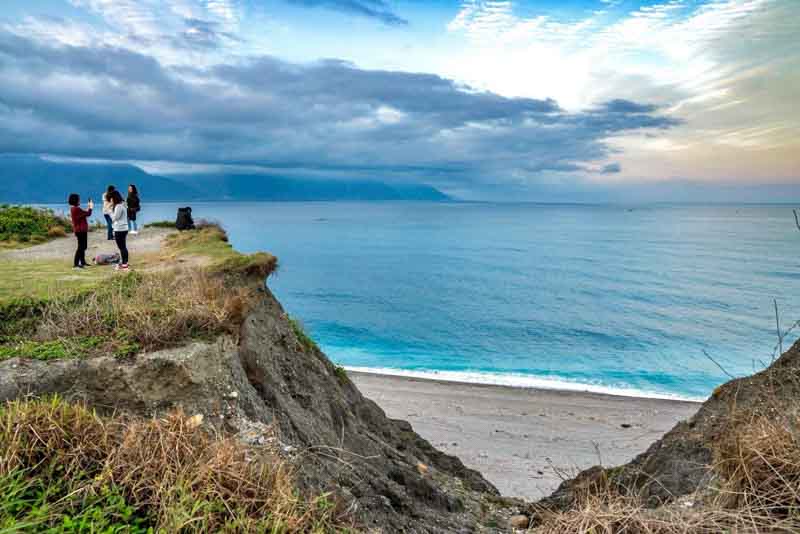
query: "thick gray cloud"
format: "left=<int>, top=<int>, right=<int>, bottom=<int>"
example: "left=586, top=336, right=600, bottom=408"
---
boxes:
left=0, top=28, right=678, bottom=190
left=286, top=0, right=407, bottom=26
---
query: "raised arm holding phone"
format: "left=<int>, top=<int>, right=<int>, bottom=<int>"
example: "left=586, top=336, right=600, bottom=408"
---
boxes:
left=68, top=193, right=93, bottom=269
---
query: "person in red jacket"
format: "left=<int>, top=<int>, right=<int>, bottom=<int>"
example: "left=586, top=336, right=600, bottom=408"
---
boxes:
left=68, top=193, right=94, bottom=269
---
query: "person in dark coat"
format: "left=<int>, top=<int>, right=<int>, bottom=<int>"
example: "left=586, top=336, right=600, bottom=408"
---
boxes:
left=127, top=184, right=141, bottom=234
left=68, top=193, right=93, bottom=269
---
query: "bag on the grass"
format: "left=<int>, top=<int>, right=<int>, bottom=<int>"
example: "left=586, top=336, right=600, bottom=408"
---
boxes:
left=94, top=252, right=120, bottom=265
left=176, top=207, right=195, bottom=231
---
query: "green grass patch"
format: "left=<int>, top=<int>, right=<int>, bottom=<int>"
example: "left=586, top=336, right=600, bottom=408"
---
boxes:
left=164, top=224, right=233, bottom=260
left=334, top=365, right=348, bottom=382
left=290, top=318, right=319, bottom=353
left=0, top=337, right=103, bottom=361
left=0, top=259, right=108, bottom=303
left=164, top=224, right=277, bottom=278
left=0, top=470, right=150, bottom=533
left=0, top=206, right=72, bottom=249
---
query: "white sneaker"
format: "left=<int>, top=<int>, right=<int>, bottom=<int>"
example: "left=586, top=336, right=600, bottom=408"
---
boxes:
left=130, top=230, right=139, bottom=235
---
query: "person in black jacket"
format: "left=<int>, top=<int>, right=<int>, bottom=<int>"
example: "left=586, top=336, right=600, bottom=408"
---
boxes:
left=127, top=184, right=141, bottom=235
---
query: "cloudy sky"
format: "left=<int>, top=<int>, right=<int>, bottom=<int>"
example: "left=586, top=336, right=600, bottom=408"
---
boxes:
left=0, top=0, right=797, bottom=199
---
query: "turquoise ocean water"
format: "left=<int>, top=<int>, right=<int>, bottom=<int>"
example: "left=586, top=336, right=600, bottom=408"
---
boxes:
left=90, top=202, right=800, bottom=401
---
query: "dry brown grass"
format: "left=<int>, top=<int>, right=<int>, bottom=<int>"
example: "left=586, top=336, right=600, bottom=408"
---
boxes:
left=713, top=412, right=800, bottom=518
left=46, top=225, right=68, bottom=238
left=28, top=267, right=256, bottom=358
left=532, top=405, right=800, bottom=533
left=0, top=397, right=349, bottom=532
left=532, top=494, right=800, bottom=533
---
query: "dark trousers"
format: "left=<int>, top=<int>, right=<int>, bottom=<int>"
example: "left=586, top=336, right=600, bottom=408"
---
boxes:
left=104, top=214, right=114, bottom=240
left=74, top=231, right=88, bottom=267
left=114, top=231, right=129, bottom=265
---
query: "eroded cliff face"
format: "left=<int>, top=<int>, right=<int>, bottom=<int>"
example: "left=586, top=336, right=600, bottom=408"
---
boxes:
left=0, top=285, right=511, bottom=532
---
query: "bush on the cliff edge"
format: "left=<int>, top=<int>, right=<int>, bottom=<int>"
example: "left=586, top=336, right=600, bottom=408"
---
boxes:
left=0, top=205, right=72, bottom=246
left=0, top=397, right=349, bottom=532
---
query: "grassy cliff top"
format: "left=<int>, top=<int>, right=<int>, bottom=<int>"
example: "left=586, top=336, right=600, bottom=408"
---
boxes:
left=0, top=211, right=277, bottom=360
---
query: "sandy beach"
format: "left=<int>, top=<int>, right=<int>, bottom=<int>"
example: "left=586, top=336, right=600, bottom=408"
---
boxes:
left=351, top=372, right=701, bottom=500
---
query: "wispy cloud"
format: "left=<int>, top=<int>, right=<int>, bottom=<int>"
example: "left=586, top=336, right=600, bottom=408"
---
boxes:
left=61, top=0, right=242, bottom=61
left=286, top=0, right=408, bottom=26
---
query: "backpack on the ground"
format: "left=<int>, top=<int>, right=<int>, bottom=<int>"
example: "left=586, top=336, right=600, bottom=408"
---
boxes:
left=176, top=207, right=195, bottom=231
left=94, top=252, right=120, bottom=265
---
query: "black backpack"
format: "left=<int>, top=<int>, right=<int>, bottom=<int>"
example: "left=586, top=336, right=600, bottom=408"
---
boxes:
left=175, top=207, right=195, bottom=231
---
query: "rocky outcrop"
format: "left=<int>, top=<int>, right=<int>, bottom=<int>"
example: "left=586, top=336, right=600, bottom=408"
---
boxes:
left=531, top=339, right=800, bottom=518
left=0, top=286, right=505, bottom=532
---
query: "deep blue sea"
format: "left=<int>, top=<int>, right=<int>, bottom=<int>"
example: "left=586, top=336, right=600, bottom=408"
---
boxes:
left=86, top=202, right=800, bottom=401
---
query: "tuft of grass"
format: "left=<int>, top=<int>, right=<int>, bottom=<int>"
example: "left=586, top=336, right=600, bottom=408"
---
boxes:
left=214, top=252, right=278, bottom=279
left=0, top=206, right=72, bottom=248
left=290, top=318, right=319, bottom=353
left=712, top=412, right=800, bottom=515
left=46, top=225, right=67, bottom=238
left=0, top=336, right=103, bottom=361
left=333, top=365, right=348, bottom=382
left=0, top=296, right=49, bottom=337
left=0, top=397, right=350, bottom=532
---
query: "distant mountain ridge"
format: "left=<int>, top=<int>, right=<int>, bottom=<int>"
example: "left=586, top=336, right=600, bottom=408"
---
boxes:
left=0, top=155, right=196, bottom=203
left=0, top=155, right=450, bottom=203
left=178, top=174, right=449, bottom=201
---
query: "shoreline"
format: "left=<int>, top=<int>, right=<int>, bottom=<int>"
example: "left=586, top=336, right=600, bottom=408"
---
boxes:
left=345, top=367, right=706, bottom=403
left=350, top=371, right=700, bottom=500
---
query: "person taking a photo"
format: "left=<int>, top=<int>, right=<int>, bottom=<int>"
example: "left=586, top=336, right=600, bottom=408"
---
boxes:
left=68, top=193, right=93, bottom=269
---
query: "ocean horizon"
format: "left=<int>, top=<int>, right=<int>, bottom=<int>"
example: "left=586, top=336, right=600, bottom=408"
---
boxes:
left=45, top=200, right=799, bottom=401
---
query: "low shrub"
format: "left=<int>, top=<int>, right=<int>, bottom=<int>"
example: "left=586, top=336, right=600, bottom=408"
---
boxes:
left=0, top=206, right=71, bottom=245
left=334, top=365, right=348, bottom=382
